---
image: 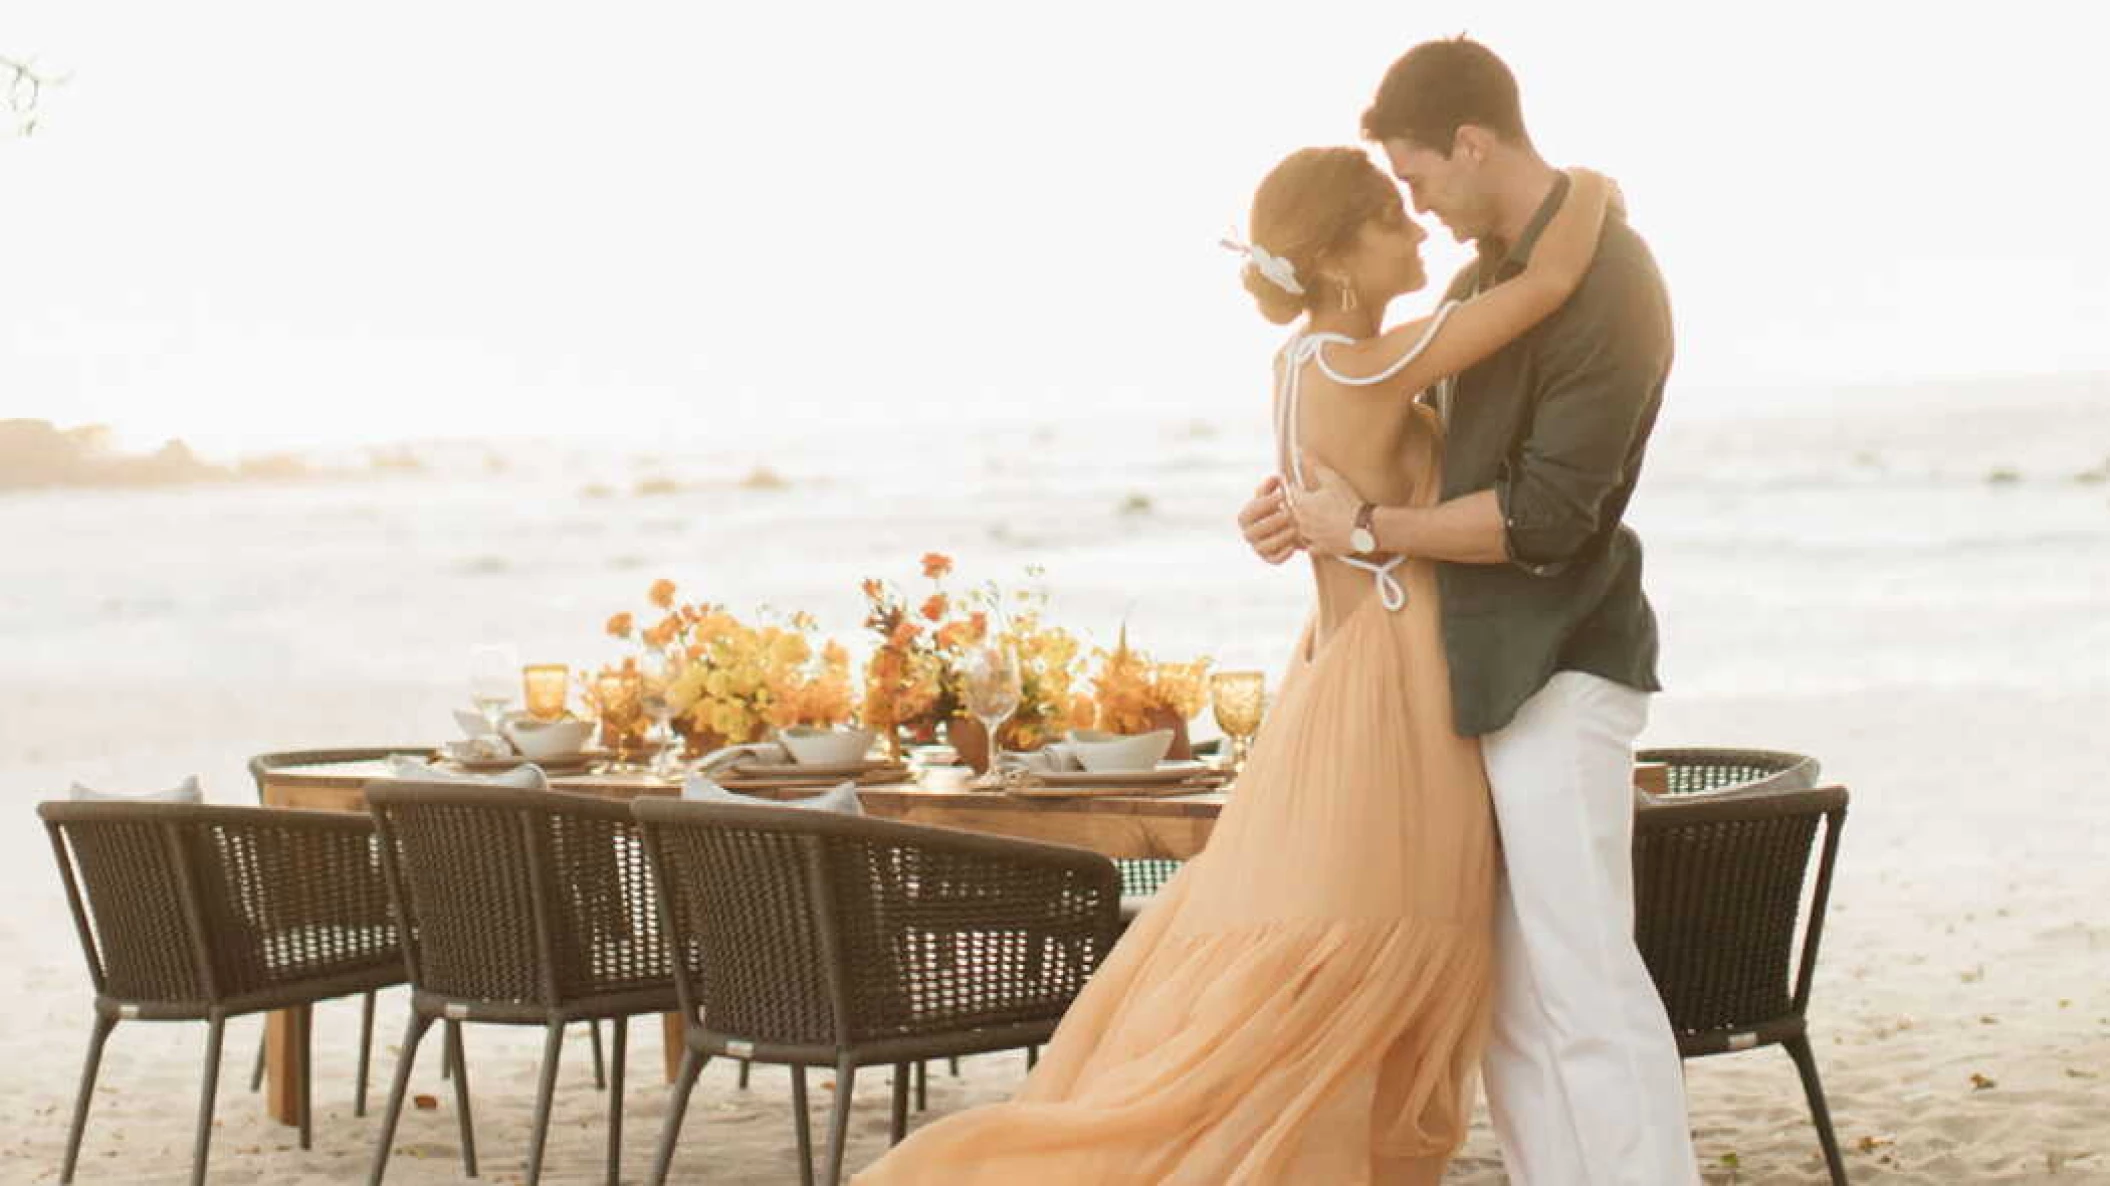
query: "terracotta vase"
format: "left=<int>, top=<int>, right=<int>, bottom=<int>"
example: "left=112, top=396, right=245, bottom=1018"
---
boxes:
left=1144, top=706, right=1195, bottom=760
left=946, top=715, right=993, bottom=774
left=672, top=719, right=723, bottom=761
left=674, top=716, right=770, bottom=760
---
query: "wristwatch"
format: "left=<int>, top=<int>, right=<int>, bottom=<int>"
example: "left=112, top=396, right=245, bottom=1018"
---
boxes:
left=1349, top=502, right=1378, bottom=555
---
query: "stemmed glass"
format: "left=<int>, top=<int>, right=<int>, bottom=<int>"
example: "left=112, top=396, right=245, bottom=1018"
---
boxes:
left=960, top=643, right=1023, bottom=787
left=637, top=651, right=682, bottom=778
left=467, top=643, right=522, bottom=735
left=1209, top=671, right=1266, bottom=778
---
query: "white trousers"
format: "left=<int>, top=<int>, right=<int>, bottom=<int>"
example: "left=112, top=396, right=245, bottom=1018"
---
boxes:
left=1479, top=672, right=1700, bottom=1186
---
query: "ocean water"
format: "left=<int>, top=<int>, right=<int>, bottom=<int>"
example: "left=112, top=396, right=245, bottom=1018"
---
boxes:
left=2, top=372, right=2105, bottom=797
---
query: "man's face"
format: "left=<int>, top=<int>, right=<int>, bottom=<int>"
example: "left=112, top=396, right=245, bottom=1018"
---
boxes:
left=1382, top=136, right=1495, bottom=244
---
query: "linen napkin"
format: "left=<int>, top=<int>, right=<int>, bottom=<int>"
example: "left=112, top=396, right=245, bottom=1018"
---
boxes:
left=681, top=772, right=864, bottom=816
left=386, top=754, right=549, bottom=790
left=695, top=741, right=791, bottom=775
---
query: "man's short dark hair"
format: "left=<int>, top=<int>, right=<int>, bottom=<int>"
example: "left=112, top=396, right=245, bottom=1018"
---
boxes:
left=1361, top=36, right=1530, bottom=155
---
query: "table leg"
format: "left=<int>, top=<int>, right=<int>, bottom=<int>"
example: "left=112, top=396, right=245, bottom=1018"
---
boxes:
left=661, top=1012, right=685, bottom=1084
left=264, top=1006, right=306, bottom=1126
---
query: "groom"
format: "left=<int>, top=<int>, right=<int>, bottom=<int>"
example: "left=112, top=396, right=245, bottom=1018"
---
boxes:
left=1238, top=38, right=1700, bottom=1186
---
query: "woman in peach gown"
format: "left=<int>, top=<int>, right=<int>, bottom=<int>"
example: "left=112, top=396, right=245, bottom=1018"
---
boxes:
left=856, top=149, right=1611, bottom=1186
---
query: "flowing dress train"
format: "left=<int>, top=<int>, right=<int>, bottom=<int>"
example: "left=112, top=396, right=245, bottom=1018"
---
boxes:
left=855, top=330, right=1497, bottom=1185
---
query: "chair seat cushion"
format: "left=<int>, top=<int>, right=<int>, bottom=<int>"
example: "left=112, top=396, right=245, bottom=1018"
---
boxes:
left=69, top=775, right=203, bottom=803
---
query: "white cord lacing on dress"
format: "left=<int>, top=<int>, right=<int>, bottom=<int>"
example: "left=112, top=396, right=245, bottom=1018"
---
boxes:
left=1275, top=301, right=1459, bottom=612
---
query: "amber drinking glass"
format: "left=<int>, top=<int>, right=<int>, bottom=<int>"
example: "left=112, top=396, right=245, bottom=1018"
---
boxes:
left=1209, top=671, right=1266, bottom=777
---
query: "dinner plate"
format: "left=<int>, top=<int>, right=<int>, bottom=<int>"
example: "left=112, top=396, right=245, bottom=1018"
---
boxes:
left=1003, top=781, right=1223, bottom=800
left=1027, top=762, right=1215, bottom=788
left=730, top=759, right=902, bottom=780
left=446, top=749, right=609, bottom=775
left=715, top=770, right=912, bottom=792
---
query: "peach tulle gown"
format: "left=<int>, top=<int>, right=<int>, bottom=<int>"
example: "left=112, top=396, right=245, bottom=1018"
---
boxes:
left=855, top=327, right=1498, bottom=1186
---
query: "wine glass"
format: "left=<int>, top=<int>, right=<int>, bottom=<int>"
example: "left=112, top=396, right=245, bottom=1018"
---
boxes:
left=637, top=651, right=681, bottom=777
left=1209, top=671, right=1266, bottom=778
left=960, top=644, right=1023, bottom=786
left=467, top=643, right=522, bottom=735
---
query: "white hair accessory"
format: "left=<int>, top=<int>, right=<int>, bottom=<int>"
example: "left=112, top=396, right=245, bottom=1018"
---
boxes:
left=1219, top=232, right=1305, bottom=296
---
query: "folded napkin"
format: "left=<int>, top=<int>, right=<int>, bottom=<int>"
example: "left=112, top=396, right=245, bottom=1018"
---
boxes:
left=682, top=772, right=864, bottom=815
left=695, top=741, right=791, bottom=774
left=1001, top=743, right=1082, bottom=774
left=386, top=754, right=549, bottom=790
left=441, top=736, right=514, bottom=761
left=69, top=775, right=205, bottom=804
left=453, top=708, right=501, bottom=738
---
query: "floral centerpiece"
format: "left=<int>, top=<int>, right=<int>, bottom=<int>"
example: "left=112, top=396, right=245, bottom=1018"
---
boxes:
left=607, top=578, right=854, bottom=756
left=860, top=553, right=1093, bottom=765
left=1087, top=626, right=1212, bottom=759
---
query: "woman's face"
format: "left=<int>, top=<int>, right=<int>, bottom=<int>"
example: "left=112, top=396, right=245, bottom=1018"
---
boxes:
left=1345, top=200, right=1428, bottom=305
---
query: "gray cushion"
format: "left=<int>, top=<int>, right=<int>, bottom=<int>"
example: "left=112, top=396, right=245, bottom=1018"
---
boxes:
left=681, top=773, right=864, bottom=816
left=69, top=775, right=204, bottom=804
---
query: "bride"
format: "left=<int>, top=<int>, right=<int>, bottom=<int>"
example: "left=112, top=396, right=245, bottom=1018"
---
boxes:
left=855, top=147, right=1611, bottom=1185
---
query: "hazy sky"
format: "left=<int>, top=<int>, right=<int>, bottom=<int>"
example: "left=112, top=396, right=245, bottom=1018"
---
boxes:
left=6, top=1, right=2107, bottom=454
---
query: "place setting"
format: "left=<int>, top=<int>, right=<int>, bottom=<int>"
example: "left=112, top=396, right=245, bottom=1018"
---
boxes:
left=707, top=726, right=912, bottom=792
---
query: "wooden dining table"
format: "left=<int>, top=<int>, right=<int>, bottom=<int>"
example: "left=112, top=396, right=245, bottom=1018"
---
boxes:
left=251, top=751, right=1670, bottom=1125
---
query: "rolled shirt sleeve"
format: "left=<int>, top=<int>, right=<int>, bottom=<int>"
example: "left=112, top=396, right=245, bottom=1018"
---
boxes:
left=1493, top=253, right=1672, bottom=576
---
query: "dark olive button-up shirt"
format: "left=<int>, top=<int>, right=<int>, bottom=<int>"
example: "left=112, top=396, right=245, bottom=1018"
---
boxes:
left=1430, top=173, right=1671, bottom=737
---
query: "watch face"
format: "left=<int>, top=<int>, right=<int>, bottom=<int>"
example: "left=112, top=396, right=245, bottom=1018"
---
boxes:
left=1350, top=526, right=1377, bottom=554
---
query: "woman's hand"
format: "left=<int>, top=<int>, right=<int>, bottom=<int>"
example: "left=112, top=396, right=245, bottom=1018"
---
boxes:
left=1287, top=455, right=1368, bottom=558
left=1237, top=475, right=1303, bottom=565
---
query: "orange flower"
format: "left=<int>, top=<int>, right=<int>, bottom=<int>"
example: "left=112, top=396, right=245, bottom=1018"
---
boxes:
left=606, top=612, right=634, bottom=639
left=890, top=621, right=923, bottom=649
left=642, top=617, right=678, bottom=649
left=920, top=593, right=949, bottom=623
left=921, top=552, right=953, bottom=580
left=861, top=578, right=884, bottom=601
left=967, top=611, right=989, bottom=642
left=648, top=578, right=677, bottom=609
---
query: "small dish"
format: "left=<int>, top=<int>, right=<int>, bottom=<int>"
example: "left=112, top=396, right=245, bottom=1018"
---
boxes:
left=503, top=716, right=596, bottom=760
left=1065, top=729, right=1174, bottom=774
left=779, top=726, right=876, bottom=766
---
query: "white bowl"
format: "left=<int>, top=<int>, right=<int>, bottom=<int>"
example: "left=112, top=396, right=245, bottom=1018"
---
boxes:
left=778, top=726, right=875, bottom=766
left=502, top=716, right=595, bottom=760
left=1065, top=729, right=1173, bottom=774
left=920, top=764, right=974, bottom=791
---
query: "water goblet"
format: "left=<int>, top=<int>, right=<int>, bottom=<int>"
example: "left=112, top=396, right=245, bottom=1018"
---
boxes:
left=468, top=643, right=522, bottom=734
left=960, top=644, right=1023, bottom=787
left=638, top=651, right=682, bottom=777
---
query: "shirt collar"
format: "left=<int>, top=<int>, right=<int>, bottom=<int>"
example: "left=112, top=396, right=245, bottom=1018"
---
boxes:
left=1477, top=171, right=1572, bottom=281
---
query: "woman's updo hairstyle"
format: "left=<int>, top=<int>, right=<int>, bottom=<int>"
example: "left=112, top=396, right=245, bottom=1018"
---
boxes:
left=1238, top=147, right=1404, bottom=325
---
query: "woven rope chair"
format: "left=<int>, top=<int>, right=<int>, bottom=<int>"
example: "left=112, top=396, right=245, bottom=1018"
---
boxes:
left=240, top=748, right=435, bottom=1110
left=1634, top=784, right=1850, bottom=1185
left=40, top=799, right=404, bottom=1186
left=363, top=783, right=676, bottom=1186
left=246, top=748, right=611, bottom=1094
left=1636, top=747, right=1820, bottom=798
left=633, top=797, right=1121, bottom=1186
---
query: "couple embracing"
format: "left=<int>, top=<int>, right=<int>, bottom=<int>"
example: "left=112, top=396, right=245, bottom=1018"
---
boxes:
left=860, top=37, right=1698, bottom=1185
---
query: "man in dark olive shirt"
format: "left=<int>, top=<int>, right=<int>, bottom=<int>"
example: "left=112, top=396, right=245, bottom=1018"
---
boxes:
left=1238, top=38, right=1700, bottom=1186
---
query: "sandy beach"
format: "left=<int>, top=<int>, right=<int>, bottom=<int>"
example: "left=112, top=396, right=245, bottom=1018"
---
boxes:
left=3, top=375, right=2107, bottom=1183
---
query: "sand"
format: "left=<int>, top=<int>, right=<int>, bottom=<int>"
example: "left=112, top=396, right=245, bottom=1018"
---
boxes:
left=3, top=375, right=2107, bottom=1182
